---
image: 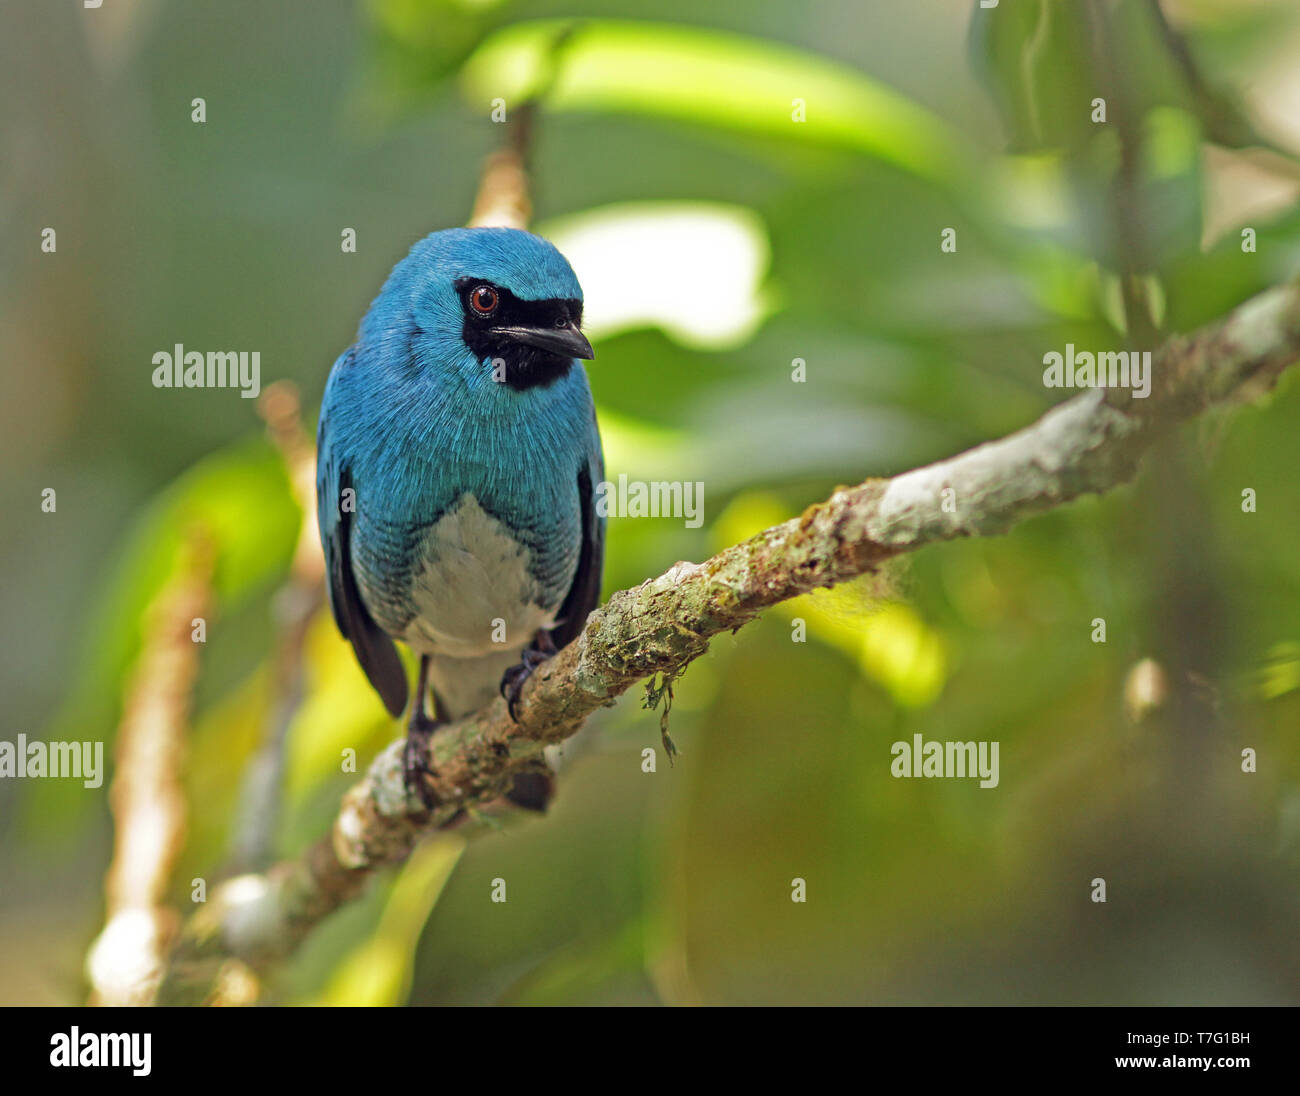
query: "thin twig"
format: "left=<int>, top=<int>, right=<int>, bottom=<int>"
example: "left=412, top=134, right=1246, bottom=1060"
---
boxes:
left=1088, top=0, right=1159, bottom=346
left=1148, top=0, right=1300, bottom=173
left=226, top=384, right=323, bottom=875
left=466, top=21, right=582, bottom=230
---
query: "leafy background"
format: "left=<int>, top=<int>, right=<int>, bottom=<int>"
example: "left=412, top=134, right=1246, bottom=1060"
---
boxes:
left=2, top=0, right=1299, bottom=1004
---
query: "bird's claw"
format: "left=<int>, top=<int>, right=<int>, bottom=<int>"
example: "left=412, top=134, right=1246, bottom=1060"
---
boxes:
left=500, top=631, right=558, bottom=721
left=403, top=714, right=441, bottom=812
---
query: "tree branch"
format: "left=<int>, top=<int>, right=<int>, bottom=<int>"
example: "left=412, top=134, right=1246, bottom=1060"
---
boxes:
left=87, top=530, right=212, bottom=1006
left=157, top=276, right=1300, bottom=994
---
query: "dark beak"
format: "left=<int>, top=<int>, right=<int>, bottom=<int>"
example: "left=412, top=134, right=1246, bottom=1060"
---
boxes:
left=494, top=321, right=595, bottom=360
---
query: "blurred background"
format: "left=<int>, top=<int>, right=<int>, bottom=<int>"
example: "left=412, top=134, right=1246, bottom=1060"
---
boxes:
left=2, top=0, right=1299, bottom=1005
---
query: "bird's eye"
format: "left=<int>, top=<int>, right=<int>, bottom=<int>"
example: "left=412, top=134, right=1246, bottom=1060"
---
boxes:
left=469, top=285, right=498, bottom=316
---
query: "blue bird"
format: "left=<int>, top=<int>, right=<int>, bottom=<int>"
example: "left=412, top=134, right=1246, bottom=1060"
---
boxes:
left=316, top=227, right=604, bottom=810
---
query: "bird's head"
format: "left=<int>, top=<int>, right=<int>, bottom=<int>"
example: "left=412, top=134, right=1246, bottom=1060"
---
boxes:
left=375, top=227, right=593, bottom=391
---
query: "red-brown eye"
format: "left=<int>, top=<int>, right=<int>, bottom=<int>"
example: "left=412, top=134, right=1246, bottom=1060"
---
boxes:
left=469, top=285, right=498, bottom=315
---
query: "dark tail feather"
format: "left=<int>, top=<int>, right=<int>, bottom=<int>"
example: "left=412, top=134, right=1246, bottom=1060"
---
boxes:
left=506, top=767, right=555, bottom=813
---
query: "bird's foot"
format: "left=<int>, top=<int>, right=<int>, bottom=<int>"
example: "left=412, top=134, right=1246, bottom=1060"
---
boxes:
left=500, top=629, right=558, bottom=721
left=404, top=712, right=444, bottom=812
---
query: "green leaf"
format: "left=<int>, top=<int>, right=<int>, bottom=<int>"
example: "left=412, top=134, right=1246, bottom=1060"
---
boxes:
left=303, top=835, right=465, bottom=1006
left=356, top=0, right=504, bottom=117
left=969, top=0, right=1095, bottom=154
left=460, top=19, right=965, bottom=183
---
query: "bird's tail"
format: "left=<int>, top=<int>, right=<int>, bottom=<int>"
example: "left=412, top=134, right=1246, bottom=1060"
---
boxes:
left=505, top=765, right=555, bottom=812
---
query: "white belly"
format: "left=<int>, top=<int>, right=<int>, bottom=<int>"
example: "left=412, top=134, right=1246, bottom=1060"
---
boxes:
left=399, top=494, right=555, bottom=659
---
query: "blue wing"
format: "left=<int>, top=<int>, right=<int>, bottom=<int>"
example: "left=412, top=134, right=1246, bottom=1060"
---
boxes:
left=316, top=367, right=409, bottom=718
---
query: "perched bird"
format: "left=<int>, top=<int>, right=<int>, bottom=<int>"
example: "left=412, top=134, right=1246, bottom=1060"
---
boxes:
left=316, top=227, right=604, bottom=810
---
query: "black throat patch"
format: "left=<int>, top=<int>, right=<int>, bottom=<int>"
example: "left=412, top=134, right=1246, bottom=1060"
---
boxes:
left=455, top=277, right=584, bottom=391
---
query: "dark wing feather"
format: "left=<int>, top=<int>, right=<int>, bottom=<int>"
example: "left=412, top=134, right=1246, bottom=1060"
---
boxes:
left=317, top=416, right=408, bottom=718
left=550, top=456, right=605, bottom=649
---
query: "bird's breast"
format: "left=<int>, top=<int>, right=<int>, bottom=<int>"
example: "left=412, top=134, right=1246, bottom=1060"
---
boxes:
left=387, top=493, right=559, bottom=659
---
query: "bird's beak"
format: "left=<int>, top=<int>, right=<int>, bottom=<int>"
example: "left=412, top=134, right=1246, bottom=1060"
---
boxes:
left=494, top=322, right=595, bottom=360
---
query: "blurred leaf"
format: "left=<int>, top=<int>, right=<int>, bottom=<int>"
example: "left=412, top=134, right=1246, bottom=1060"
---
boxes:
left=596, top=406, right=691, bottom=479
left=460, top=19, right=966, bottom=183
left=1173, top=0, right=1300, bottom=103
left=712, top=493, right=947, bottom=707
left=969, top=0, right=1095, bottom=154
left=540, top=201, right=772, bottom=350
left=1253, top=641, right=1300, bottom=700
left=1162, top=201, right=1300, bottom=330
left=1136, top=105, right=1207, bottom=268
left=305, top=835, right=465, bottom=1006
left=858, top=603, right=948, bottom=708
left=284, top=614, right=396, bottom=811
left=683, top=380, right=962, bottom=493
left=358, top=0, right=504, bottom=116
left=711, top=490, right=791, bottom=549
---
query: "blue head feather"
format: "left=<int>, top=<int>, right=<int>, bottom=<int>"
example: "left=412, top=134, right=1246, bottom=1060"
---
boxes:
left=359, top=228, right=583, bottom=379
